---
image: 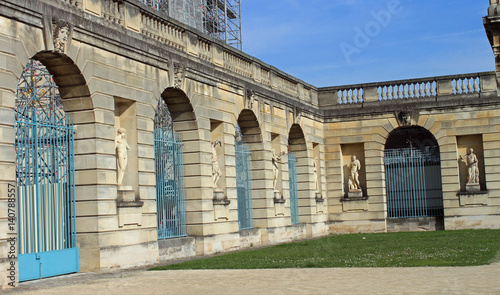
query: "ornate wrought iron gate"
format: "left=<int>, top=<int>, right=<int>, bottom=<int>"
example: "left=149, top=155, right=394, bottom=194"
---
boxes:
left=15, top=60, right=78, bottom=282
left=288, top=153, right=299, bottom=224
left=235, top=125, right=253, bottom=230
left=384, top=148, right=444, bottom=218
left=154, top=99, right=186, bottom=239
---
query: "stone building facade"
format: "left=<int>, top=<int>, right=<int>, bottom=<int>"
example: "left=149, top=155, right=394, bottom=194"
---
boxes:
left=0, top=0, right=499, bottom=288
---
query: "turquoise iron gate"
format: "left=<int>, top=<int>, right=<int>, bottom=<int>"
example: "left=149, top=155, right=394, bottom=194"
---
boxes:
left=288, top=153, right=299, bottom=224
left=235, top=124, right=253, bottom=230
left=15, top=60, right=78, bottom=282
left=384, top=148, right=444, bottom=218
left=154, top=99, right=186, bottom=239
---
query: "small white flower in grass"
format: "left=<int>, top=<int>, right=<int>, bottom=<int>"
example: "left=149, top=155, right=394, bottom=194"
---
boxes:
left=362, top=237, right=366, bottom=240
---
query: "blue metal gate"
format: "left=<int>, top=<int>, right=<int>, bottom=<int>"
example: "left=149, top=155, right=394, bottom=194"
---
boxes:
left=154, top=99, right=186, bottom=239
left=288, top=153, right=299, bottom=224
left=15, top=60, right=78, bottom=282
left=235, top=124, right=253, bottom=230
left=384, top=148, right=444, bottom=218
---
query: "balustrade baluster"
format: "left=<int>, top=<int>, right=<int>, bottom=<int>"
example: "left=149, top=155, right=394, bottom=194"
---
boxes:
left=397, top=84, right=402, bottom=99
left=357, top=88, right=362, bottom=103
left=474, top=79, right=480, bottom=93
left=392, top=85, right=398, bottom=100
left=113, top=2, right=120, bottom=23
left=419, top=83, right=424, bottom=98
left=409, top=84, right=414, bottom=98
left=104, top=1, right=110, bottom=19
left=462, top=78, right=467, bottom=94
left=468, top=78, right=473, bottom=93
left=425, top=82, right=430, bottom=97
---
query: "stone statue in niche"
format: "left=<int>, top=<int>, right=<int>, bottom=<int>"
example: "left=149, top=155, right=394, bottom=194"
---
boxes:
left=459, top=148, right=480, bottom=190
left=52, top=20, right=71, bottom=54
left=348, top=155, right=361, bottom=191
left=115, top=128, right=130, bottom=185
left=313, top=158, right=319, bottom=192
left=272, top=149, right=285, bottom=192
left=212, top=139, right=222, bottom=190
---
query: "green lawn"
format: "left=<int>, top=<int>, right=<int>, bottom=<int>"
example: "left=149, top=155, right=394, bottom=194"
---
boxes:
left=150, top=230, right=500, bottom=270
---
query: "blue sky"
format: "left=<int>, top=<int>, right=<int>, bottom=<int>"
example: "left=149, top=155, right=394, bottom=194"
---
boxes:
left=241, top=0, right=494, bottom=87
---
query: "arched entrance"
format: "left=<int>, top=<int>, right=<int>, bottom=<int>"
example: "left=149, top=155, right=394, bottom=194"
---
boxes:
left=154, top=97, right=186, bottom=239
left=384, top=127, right=444, bottom=223
left=236, top=109, right=263, bottom=228
left=157, top=88, right=198, bottom=238
left=288, top=124, right=308, bottom=224
left=235, top=123, right=253, bottom=230
left=15, top=60, right=78, bottom=281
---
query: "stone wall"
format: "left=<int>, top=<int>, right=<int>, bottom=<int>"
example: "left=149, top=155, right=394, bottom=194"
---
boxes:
left=0, top=0, right=499, bottom=289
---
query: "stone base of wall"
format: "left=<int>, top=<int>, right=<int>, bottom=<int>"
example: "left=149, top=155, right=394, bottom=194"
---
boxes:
left=99, top=241, right=159, bottom=270
left=158, top=237, right=196, bottom=261
left=445, top=215, right=500, bottom=230
left=329, top=220, right=387, bottom=234
left=387, top=217, right=445, bottom=232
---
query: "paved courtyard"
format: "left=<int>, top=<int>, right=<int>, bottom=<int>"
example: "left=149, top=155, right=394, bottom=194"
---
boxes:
left=4, top=262, right=500, bottom=294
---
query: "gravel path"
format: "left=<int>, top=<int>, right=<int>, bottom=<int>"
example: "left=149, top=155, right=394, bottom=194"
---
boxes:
left=4, top=262, right=500, bottom=294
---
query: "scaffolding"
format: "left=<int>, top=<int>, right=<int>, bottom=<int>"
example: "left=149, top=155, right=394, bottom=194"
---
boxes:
left=139, top=0, right=242, bottom=50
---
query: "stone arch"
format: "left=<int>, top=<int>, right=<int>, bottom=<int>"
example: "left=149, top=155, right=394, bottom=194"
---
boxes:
left=159, top=87, right=200, bottom=236
left=288, top=123, right=314, bottom=223
left=33, top=51, right=92, bottom=109
left=236, top=109, right=266, bottom=228
left=14, top=51, right=94, bottom=276
left=383, top=126, right=444, bottom=229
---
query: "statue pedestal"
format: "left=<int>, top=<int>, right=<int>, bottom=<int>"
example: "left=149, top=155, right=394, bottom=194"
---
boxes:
left=315, top=193, right=325, bottom=213
left=213, top=189, right=230, bottom=205
left=213, top=189, right=229, bottom=221
left=347, top=189, right=363, bottom=198
left=273, top=190, right=285, bottom=216
left=118, top=185, right=135, bottom=202
left=466, top=184, right=481, bottom=193
left=273, top=190, right=285, bottom=203
left=117, top=186, right=143, bottom=228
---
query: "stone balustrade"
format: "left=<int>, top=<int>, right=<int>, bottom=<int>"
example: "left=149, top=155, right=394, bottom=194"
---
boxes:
left=64, top=0, right=498, bottom=108
left=67, top=0, right=315, bottom=102
left=319, top=72, right=497, bottom=106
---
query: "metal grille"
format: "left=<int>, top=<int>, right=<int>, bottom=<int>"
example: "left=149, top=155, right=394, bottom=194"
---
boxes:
left=154, top=99, right=186, bottom=239
left=288, top=153, right=299, bottom=224
left=384, top=148, right=444, bottom=218
left=235, top=124, right=253, bottom=230
left=16, top=60, right=77, bottom=255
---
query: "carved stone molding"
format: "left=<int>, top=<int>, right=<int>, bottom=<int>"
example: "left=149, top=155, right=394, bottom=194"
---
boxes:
left=52, top=20, right=72, bottom=54
left=246, top=89, right=255, bottom=109
left=173, top=63, right=186, bottom=89
left=396, top=111, right=412, bottom=127
left=294, top=107, right=302, bottom=124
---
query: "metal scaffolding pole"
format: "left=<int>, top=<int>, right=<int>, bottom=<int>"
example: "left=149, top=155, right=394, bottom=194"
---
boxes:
left=140, top=0, right=242, bottom=50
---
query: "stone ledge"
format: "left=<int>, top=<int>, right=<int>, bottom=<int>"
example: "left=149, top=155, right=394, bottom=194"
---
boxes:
left=117, top=201, right=144, bottom=208
left=341, top=196, right=369, bottom=202
left=213, top=199, right=231, bottom=206
left=274, top=197, right=286, bottom=204
left=456, top=190, right=488, bottom=196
